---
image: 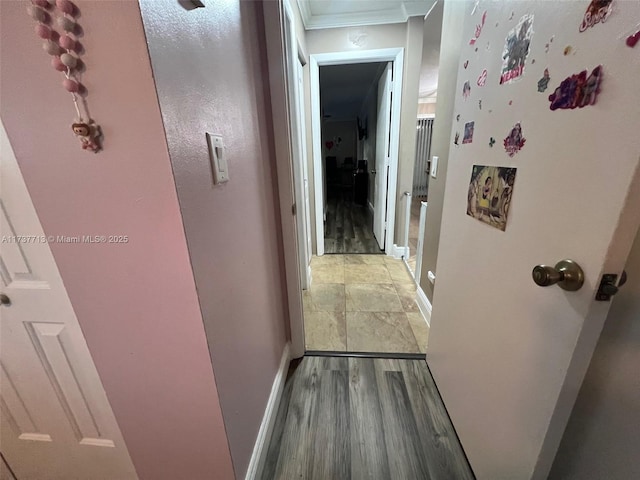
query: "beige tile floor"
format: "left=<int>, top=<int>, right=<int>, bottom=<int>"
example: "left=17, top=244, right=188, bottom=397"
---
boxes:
left=303, top=254, right=430, bottom=354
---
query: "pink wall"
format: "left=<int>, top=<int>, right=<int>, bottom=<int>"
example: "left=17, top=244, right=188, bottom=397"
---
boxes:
left=0, top=2, right=234, bottom=479
left=138, top=0, right=289, bottom=477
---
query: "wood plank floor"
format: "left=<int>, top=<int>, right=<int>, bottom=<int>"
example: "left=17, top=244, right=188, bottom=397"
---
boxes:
left=261, top=356, right=475, bottom=480
left=324, top=188, right=382, bottom=254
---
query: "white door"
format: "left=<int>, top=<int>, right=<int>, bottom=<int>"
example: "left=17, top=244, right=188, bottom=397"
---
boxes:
left=373, top=62, right=392, bottom=250
left=297, top=60, right=313, bottom=274
left=0, top=122, right=138, bottom=479
left=428, top=2, right=640, bottom=479
left=548, top=225, right=640, bottom=478
left=283, top=2, right=310, bottom=289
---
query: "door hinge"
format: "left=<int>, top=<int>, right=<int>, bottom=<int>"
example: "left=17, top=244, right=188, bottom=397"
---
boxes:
left=292, top=203, right=297, bottom=216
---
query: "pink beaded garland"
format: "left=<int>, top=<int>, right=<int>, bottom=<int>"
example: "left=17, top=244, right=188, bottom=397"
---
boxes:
left=55, top=0, right=75, bottom=15
left=60, top=53, right=77, bottom=68
left=56, top=16, right=75, bottom=32
left=59, top=34, right=75, bottom=50
left=63, top=78, right=79, bottom=92
left=27, top=5, right=48, bottom=23
left=51, top=56, right=66, bottom=71
left=43, top=40, right=62, bottom=55
left=35, top=24, right=51, bottom=39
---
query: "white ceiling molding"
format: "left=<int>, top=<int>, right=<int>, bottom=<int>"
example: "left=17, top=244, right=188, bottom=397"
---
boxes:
left=297, top=0, right=437, bottom=30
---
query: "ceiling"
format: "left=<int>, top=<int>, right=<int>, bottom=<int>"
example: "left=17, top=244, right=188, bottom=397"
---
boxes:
left=320, top=62, right=386, bottom=121
left=297, top=0, right=437, bottom=30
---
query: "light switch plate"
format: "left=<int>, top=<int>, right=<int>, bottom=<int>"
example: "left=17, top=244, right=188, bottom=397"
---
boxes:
left=206, top=133, right=229, bottom=184
left=430, top=156, right=438, bottom=178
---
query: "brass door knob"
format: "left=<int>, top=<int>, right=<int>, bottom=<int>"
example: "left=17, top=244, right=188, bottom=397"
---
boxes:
left=0, top=293, right=11, bottom=306
left=532, top=259, right=584, bottom=291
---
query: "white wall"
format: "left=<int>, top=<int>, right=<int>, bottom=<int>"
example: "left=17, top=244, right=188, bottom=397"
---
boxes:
left=548, top=224, right=640, bottom=479
left=419, top=0, right=466, bottom=302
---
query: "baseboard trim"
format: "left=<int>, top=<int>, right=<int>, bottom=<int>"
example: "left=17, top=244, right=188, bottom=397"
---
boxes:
left=245, top=342, right=291, bottom=480
left=416, top=286, right=432, bottom=327
left=390, top=243, right=407, bottom=259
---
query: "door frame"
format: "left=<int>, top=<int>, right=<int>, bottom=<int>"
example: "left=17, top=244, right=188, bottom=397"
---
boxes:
left=282, top=0, right=312, bottom=289
left=309, top=48, right=404, bottom=256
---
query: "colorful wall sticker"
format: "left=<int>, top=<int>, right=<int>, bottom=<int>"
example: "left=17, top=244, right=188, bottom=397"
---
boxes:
left=463, top=81, right=471, bottom=99
left=489, top=137, right=496, bottom=147
left=470, top=11, right=487, bottom=45
left=579, top=0, right=613, bottom=32
left=537, top=68, right=551, bottom=92
left=504, top=123, right=526, bottom=157
left=500, top=14, right=534, bottom=84
left=467, top=165, right=517, bottom=232
left=454, top=132, right=460, bottom=146
left=477, top=69, right=488, bottom=86
left=548, top=65, right=603, bottom=110
left=463, top=122, right=475, bottom=144
left=627, top=28, right=640, bottom=47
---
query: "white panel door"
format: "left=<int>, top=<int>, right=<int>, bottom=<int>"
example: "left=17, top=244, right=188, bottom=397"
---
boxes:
left=0, top=122, right=138, bottom=479
left=428, top=2, right=640, bottom=480
left=373, top=62, right=392, bottom=249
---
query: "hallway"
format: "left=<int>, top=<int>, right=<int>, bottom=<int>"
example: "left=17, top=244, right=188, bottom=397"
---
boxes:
left=324, top=188, right=381, bottom=254
left=261, top=356, right=474, bottom=480
left=304, top=254, right=429, bottom=353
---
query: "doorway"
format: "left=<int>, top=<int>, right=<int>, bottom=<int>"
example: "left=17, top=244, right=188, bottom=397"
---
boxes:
left=310, top=48, right=404, bottom=257
left=320, top=62, right=385, bottom=254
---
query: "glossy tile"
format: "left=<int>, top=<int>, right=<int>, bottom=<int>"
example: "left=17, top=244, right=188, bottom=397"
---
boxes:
left=386, top=262, right=415, bottom=285
left=346, top=312, right=419, bottom=353
left=395, top=283, right=419, bottom=313
left=344, top=254, right=386, bottom=265
left=305, top=284, right=345, bottom=312
left=305, top=311, right=347, bottom=351
left=313, top=264, right=345, bottom=284
left=344, top=264, right=392, bottom=284
left=345, top=284, right=403, bottom=312
left=311, top=254, right=344, bottom=267
left=406, top=313, right=429, bottom=353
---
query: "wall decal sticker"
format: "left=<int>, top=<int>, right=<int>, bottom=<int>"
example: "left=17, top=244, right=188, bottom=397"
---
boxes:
left=479, top=99, right=482, bottom=110
left=456, top=114, right=461, bottom=122
left=504, top=123, right=526, bottom=156
left=564, top=45, right=573, bottom=55
left=545, top=36, right=554, bottom=53
left=325, top=141, right=334, bottom=150
left=500, top=14, right=534, bottom=84
left=477, top=69, right=488, bottom=86
left=467, top=165, right=517, bottom=232
left=509, top=11, right=514, bottom=21
left=579, top=0, right=613, bottom=32
left=463, top=122, right=475, bottom=144
left=454, top=132, right=460, bottom=145
left=548, top=65, right=603, bottom=110
left=463, top=81, right=472, bottom=99
left=537, top=68, right=551, bottom=92
left=626, top=29, right=640, bottom=47
left=470, top=11, right=487, bottom=45
left=464, top=60, right=469, bottom=69
left=489, top=137, right=496, bottom=147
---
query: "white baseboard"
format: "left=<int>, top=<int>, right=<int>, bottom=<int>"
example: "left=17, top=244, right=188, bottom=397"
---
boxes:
left=245, top=342, right=291, bottom=480
left=416, top=286, right=432, bottom=327
left=390, top=243, right=409, bottom=259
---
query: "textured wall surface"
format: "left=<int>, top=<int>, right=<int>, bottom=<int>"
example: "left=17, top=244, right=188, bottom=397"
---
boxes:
left=139, top=1, right=289, bottom=477
left=0, top=1, right=234, bottom=479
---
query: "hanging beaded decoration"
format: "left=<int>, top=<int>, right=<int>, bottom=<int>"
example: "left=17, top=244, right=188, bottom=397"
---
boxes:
left=27, top=0, right=102, bottom=152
